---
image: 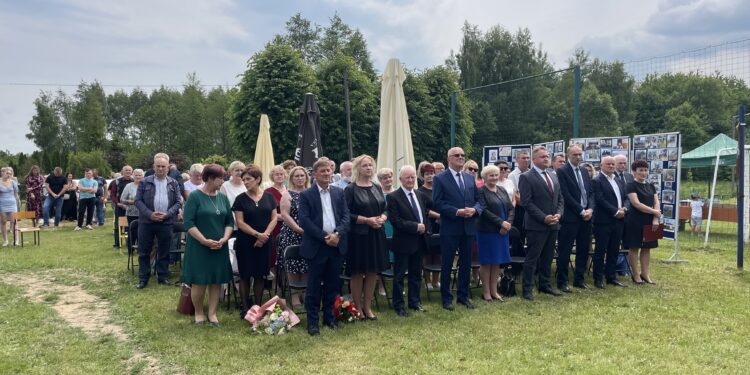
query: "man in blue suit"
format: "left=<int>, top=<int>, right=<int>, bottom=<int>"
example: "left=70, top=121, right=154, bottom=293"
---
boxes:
left=433, top=147, right=482, bottom=310
left=556, top=145, right=595, bottom=292
left=298, top=158, right=350, bottom=336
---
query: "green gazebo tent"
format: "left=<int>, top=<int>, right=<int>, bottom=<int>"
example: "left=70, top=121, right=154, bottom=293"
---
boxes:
left=681, top=133, right=737, bottom=168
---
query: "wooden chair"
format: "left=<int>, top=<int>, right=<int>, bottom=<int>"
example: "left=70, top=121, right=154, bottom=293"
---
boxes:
left=127, top=219, right=139, bottom=274
left=117, top=216, right=129, bottom=255
left=13, top=211, right=41, bottom=247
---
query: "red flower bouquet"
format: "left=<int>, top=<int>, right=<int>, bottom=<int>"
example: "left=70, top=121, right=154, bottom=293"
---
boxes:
left=333, top=295, right=359, bottom=323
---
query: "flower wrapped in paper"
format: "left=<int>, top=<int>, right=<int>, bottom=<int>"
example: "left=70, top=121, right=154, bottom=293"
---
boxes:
left=244, top=295, right=301, bottom=335
left=333, top=295, right=359, bottom=323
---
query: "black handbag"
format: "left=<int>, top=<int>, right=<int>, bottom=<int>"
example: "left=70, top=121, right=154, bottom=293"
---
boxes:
left=498, top=273, right=516, bottom=297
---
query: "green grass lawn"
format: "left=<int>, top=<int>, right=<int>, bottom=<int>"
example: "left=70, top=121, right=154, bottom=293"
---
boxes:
left=1, top=221, right=749, bottom=374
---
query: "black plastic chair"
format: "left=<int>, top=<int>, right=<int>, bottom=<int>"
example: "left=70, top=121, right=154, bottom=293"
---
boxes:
left=422, top=234, right=458, bottom=301
left=280, top=245, right=308, bottom=314
left=170, top=222, right=186, bottom=269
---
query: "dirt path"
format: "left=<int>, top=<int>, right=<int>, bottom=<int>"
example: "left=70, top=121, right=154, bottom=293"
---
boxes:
left=0, top=271, right=170, bottom=375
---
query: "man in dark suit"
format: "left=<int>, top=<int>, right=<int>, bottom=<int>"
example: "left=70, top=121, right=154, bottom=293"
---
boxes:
left=556, top=145, right=595, bottom=291
left=298, top=158, right=350, bottom=336
left=387, top=165, right=431, bottom=317
left=518, top=146, right=565, bottom=300
left=433, top=147, right=482, bottom=310
left=591, top=156, right=629, bottom=288
left=614, top=155, right=634, bottom=185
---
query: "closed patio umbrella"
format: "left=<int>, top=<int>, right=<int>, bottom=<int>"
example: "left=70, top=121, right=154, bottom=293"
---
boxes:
left=377, top=58, right=415, bottom=188
left=254, top=114, right=275, bottom=188
left=294, top=93, right=323, bottom=170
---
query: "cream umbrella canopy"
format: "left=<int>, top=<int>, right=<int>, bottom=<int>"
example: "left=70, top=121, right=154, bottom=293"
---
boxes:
left=377, top=58, right=415, bottom=188
left=254, top=114, right=275, bottom=189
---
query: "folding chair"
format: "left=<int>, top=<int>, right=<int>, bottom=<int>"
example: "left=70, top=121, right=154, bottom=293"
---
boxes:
left=170, top=222, right=186, bottom=269
left=280, top=245, right=308, bottom=314
left=422, top=234, right=458, bottom=301
left=127, top=219, right=139, bottom=274
left=13, top=211, right=41, bottom=247
left=117, top=216, right=129, bottom=255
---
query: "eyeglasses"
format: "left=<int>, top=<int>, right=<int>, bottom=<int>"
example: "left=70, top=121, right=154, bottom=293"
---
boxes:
left=466, top=167, right=478, bottom=172
left=451, top=153, right=465, bottom=158
left=498, top=167, right=509, bottom=171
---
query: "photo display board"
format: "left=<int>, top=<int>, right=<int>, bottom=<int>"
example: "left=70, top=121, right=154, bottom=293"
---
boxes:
left=569, top=136, right=631, bottom=169
left=533, top=140, right=566, bottom=157
left=482, top=144, right=532, bottom=170
left=633, top=132, right=681, bottom=240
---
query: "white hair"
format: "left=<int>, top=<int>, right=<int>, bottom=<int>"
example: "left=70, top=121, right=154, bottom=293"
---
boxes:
left=398, top=165, right=416, bottom=178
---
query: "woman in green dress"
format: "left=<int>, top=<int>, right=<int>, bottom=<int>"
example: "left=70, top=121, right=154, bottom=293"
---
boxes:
left=181, top=164, right=235, bottom=326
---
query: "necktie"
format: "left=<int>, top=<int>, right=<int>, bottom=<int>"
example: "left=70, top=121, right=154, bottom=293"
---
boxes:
left=456, top=172, right=465, bottom=193
left=408, top=192, right=421, bottom=223
left=575, top=168, right=588, bottom=207
left=542, top=171, right=553, bottom=194
left=618, top=172, right=625, bottom=184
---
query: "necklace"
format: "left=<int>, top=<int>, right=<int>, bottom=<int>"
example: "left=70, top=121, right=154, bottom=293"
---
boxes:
left=207, top=192, right=221, bottom=216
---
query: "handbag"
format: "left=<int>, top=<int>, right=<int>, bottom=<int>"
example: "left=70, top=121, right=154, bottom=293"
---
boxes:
left=498, top=272, right=516, bottom=297
left=177, top=284, right=195, bottom=315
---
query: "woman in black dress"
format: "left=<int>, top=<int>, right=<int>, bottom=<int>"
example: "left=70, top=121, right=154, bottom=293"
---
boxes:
left=624, top=160, right=661, bottom=284
left=232, top=167, right=277, bottom=316
left=345, top=154, right=388, bottom=320
left=418, top=163, right=441, bottom=291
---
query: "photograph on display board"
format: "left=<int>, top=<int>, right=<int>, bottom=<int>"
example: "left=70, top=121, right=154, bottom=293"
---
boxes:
left=663, top=204, right=674, bottom=218
left=663, top=168, right=676, bottom=182
left=614, top=138, right=629, bottom=150
left=650, top=160, right=663, bottom=174
left=555, top=142, right=563, bottom=153
left=570, top=139, right=585, bottom=150
left=600, top=148, right=612, bottom=158
left=662, top=189, right=675, bottom=204
left=648, top=135, right=658, bottom=148
left=499, top=146, right=511, bottom=157
left=585, top=148, right=600, bottom=161
left=647, top=148, right=659, bottom=160
left=489, top=149, right=498, bottom=163
left=657, top=135, right=667, bottom=148
left=634, top=136, right=647, bottom=149
left=664, top=218, right=675, bottom=232
left=635, top=149, right=647, bottom=160
left=585, top=139, right=600, bottom=150
left=668, top=148, right=679, bottom=161
left=667, top=134, right=678, bottom=148
left=600, top=138, right=612, bottom=148
left=658, top=148, right=668, bottom=160
left=648, top=173, right=661, bottom=186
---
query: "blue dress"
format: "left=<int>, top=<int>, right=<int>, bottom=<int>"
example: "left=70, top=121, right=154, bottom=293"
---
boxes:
left=0, top=181, right=18, bottom=213
left=476, top=200, right=511, bottom=265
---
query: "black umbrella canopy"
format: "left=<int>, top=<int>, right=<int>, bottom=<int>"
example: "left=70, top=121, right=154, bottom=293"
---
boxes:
left=294, top=93, right=323, bottom=169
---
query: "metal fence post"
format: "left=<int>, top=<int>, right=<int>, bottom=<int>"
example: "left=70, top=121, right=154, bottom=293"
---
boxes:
left=573, top=66, right=581, bottom=138
left=738, top=104, right=745, bottom=270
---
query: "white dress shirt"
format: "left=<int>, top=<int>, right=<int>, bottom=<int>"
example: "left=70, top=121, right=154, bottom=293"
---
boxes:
left=602, top=172, right=623, bottom=215
left=401, top=186, right=424, bottom=223
left=318, top=184, right=336, bottom=234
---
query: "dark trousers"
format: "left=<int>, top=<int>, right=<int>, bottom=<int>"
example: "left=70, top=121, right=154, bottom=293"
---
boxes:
left=523, top=228, right=557, bottom=292
left=95, top=199, right=105, bottom=225
left=511, top=206, right=527, bottom=256
left=137, top=222, right=173, bottom=283
left=77, top=198, right=95, bottom=227
left=43, top=195, right=65, bottom=226
left=556, top=219, right=592, bottom=287
left=593, top=221, right=624, bottom=282
left=305, top=246, right=343, bottom=329
left=392, top=246, right=424, bottom=311
left=440, top=234, right=473, bottom=304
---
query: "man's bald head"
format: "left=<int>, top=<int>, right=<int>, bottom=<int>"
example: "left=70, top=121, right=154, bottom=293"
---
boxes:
left=447, top=147, right=465, bottom=170
left=614, top=154, right=628, bottom=173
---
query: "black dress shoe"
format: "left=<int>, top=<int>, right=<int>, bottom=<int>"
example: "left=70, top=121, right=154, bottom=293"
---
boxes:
left=594, top=280, right=605, bottom=289
left=458, top=300, right=476, bottom=309
left=539, top=287, right=562, bottom=296
left=631, top=275, right=644, bottom=285
left=136, top=281, right=147, bottom=289
left=308, top=326, right=320, bottom=336
left=522, top=291, right=534, bottom=301
left=559, top=285, right=573, bottom=293
left=573, top=282, right=589, bottom=289
left=409, top=304, right=426, bottom=313
left=324, top=321, right=338, bottom=331
left=607, top=279, right=628, bottom=288
left=442, top=303, right=455, bottom=311
left=395, top=309, right=409, bottom=317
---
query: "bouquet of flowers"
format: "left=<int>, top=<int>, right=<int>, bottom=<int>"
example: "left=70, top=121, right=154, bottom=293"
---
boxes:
left=245, top=295, right=300, bottom=335
left=333, top=295, right=359, bottom=323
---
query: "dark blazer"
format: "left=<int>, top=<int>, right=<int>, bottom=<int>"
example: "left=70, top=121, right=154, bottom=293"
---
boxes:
left=345, top=183, right=386, bottom=236
left=432, top=169, right=482, bottom=236
left=518, top=167, right=564, bottom=231
left=298, top=184, right=350, bottom=258
left=387, top=188, right=431, bottom=254
left=591, top=173, right=629, bottom=225
left=134, top=175, right=182, bottom=225
left=557, top=163, right=595, bottom=223
left=477, top=185, right=514, bottom=233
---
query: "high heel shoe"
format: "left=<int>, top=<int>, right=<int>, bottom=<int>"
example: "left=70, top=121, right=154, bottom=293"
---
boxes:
left=631, top=275, right=644, bottom=285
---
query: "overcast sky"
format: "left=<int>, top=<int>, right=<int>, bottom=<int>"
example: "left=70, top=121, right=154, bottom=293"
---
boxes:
left=1, top=0, right=748, bottom=154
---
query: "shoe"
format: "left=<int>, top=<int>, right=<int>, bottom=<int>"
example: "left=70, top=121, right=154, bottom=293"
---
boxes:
left=324, top=321, right=338, bottom=331
left=378, top=289, right=387, bottom=296
left=594, top=280, right=605, bottom=289
left=539, top=287, right=562, bottom=296
left=631, top=275, right=644, bottom=285
left=74, top=227, right=81, bottom=231
left=239, top=310, right=248, bottom=320
left=194, top=319, right=206, bottom=325
left=482, top=297, right=493, bottom=302
left=492, top=295, right=505, bottom=302
left=209, top=320, right=220, bottom=327
left=365, top=314, right=378, bottom=321
left=641, top=275, right=656, bottom=284
left=573, top=282, right=589, bottom=289
left=136, top=281, right=147, bottom=289
left=435, top=282, right=441, bottom=289
left=607, top=279, right=628, bottom=288
left=1, top=241, right=7, bottom=247
left=522, top=291, right=534, bottom=301
left=41, top=225, right=49, bottom=230
left=86, top=225, right=93, bottom=230
left=395, top=309, right=409, bottom=317
left=559, top=285, right=573, bottom=293
left=409, top=304, right=426, bottom=313
left=458, top=300, right=476, bottom=309
left=426, top=283, right=434, bottom=291
left=442, top=303, right=455, bottom=311
left=158, top=279, right=170, bottom=285
left=308, top=326, right=320, bottom=336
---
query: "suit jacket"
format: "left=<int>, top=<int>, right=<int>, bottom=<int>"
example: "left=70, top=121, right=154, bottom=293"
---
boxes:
left=477, top=185, right=514, bottom=232
left=518, top=167, right=564, bottom=231
left=387, top=188, right=431, bottom=254
left=298, top=184, right=350, bottom=259
left=591, top=173, right=629, bottom=225
left=557, top=163, right=595, bottom=223
left=432, top=169, right=482, bottom=236
left=134, top=175, right=182, bottom=225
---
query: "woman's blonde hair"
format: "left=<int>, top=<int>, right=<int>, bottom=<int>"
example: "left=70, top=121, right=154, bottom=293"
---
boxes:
left=271, top=165, right=288, bottom=181
left=377, top=167, right=393, bottom=181
left=287, top=166, right=310, bottom=189
left=227, top=160, right=246, bottom=172
left=351, top=154, right=376, bottom=183
left=480, top=164, right=499, bottom=180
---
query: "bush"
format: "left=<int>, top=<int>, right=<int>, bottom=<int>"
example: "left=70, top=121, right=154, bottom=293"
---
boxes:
left=67, top=150, right=112, bottom=178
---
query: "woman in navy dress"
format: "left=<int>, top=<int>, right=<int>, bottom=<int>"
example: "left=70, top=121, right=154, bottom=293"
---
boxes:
left=477, top=165, right=513, bottom=301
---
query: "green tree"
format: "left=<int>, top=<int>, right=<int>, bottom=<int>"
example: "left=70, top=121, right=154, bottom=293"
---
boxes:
left=177, top=73, right=207, bottom=160
left=421, top=66, right=474, bottom=160
left=318, top=14, right=375, bottom=78
left=133, top=86, right=182, bottom=154
left=205, top=86, right=234, bottom=157
left=74, top=82, right=107, bottom=152
left=282, top=13, right=322, bottom=65
left=402, top=69, right=441, bottom=162
left=232, top=41, right=315, bottom=161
